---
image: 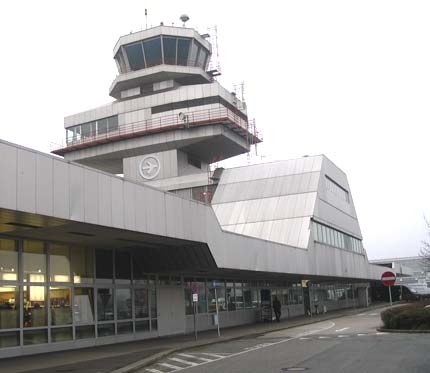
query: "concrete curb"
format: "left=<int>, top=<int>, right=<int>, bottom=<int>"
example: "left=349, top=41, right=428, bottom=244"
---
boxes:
left=377, top=327, right=430, bottom=334
left=111, top=304, right=389, bottom=373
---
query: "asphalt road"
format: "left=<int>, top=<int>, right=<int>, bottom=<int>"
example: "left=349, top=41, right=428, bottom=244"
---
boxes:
left=140, top=311, right=430, bottom=373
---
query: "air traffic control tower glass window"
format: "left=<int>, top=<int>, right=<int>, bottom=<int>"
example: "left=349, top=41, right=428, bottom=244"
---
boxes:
left=125, top=43, right=145, bottom=71
left=163, top=37, right=177, bottom=65
left=121, top=36, right=206, bottom=71
left=143, top=37, right=162, bottom=67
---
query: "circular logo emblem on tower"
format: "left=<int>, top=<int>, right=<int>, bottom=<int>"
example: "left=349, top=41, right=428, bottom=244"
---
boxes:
left=139, top=155, right=161, bottom=180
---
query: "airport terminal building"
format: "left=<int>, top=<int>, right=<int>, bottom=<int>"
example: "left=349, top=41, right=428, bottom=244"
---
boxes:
left=0, top=23, right=385, bottom=357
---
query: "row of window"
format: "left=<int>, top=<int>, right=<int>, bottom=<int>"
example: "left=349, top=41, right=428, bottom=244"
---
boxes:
left=0, top=238, right=161, bottom=285
left=325, top=176, right=350, bottom=203
left=313, top=221, right=364, bottom=255
left=0, top=285, right=156, bottom=329
left=183, top=280, right=304, bottom=315
left=116, top=36, right=209, bottom=73
left=66, top=115, right=119, bottom=144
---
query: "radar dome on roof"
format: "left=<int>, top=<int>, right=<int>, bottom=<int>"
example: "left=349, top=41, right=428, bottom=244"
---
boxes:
left=179, top=14, right=189, bottom=25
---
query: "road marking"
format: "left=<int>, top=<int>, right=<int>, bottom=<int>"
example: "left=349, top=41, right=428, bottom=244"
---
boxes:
left=148, top=321, right=336, bottom=372
left=357, top=333, right=367, bottom=336
left=145, top=369, right=164, bottom=373
left=335, top=327, right=350, bottom=332
left=299, top=337, right=312, bottom=340
left=357, top=313, right=366, bottom=316
left=199, top=352, right=228, bottom=358
left=318, top=336, right=331, bottom=339
left=177, top=353, right=212, bottom=362
left=376, top=332, right=388, bottom=335
left=158, top=362, right=182, bottom=370
left=338, top=335, right=349, bottom=338
left=369, top=313, right=378, bottom=316
left=169, top=357, right=199, bottom=366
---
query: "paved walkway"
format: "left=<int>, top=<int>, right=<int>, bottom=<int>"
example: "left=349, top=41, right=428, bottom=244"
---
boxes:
left=0, top=303, right=389, bottom=373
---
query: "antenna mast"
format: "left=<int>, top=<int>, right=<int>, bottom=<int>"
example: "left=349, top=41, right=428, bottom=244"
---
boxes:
left=145, top=9, right=148, bottom=29
left=207, top=26, right=221, bottom=77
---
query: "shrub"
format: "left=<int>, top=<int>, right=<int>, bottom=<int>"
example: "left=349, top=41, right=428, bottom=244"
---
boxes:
left=381, top=304, right=430, bottom=330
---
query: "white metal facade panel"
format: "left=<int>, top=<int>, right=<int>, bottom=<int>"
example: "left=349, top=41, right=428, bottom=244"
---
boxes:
left=53, top=160, right=70, bottom=219
left=98, top=173, right=112, bottom=227
left=123, top=181, right=136, bottom=231
left=17, top=149, right=36, bottom=213
left=84, top=169, right=99, bottom=224
left=69, top=166, right=85, bottom=221
left=36, top=155, right=53, bottom=216
left=0, top=143, right=17, bottom=210
left=111, top=177, right=124, bottom=228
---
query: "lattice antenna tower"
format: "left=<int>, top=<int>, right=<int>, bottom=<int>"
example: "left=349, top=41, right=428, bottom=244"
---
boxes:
left=207, top=26, right=221, bottom=77
left=233, top=81, right=245, bottom=110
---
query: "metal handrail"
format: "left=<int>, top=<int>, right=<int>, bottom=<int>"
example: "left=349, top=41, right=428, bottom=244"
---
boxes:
left=54, top=106, right=261, bottom=154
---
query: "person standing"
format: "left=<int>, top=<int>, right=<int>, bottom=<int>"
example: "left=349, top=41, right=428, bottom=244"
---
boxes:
left=272, top=296, right=281, bottom=322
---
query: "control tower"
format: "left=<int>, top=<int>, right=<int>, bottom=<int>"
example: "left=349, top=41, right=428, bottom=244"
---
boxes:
left=53, top=19, right=261, bottom=202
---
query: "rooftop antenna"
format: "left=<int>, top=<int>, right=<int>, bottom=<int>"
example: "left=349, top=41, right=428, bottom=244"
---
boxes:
left=145, top=9, right=148, bottom=29
left=180, top=14, right=189, bottom=27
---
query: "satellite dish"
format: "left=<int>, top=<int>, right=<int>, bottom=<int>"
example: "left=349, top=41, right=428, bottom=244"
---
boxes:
left=180, top=14, right=190, bottom=26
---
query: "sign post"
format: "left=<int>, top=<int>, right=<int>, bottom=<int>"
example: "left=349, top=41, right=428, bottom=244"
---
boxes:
left=381, top=271, right=396, bottom=306
left=191, top=282, right=198, bottom=340
left=213, top=280, right=221, bottom=337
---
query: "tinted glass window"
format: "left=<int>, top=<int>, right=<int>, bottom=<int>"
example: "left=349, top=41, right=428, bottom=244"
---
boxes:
left=115, top=49, right=127, bottom=73
left=97, top=118, right=108, bottom=135
left=125, top=43, right=145, bottom=71
left=196, top=48, right=207, bottom=68
left=95, top=249, right=113, bottom=283
left=188, top=41, right=198, bottom=66
left=163, top=37, right=177, bottom=64
left=108, top=116, right=118, bottom=132
left=115, top=251, right=131, bottom=284
left=143, top=37, right=162, bottom=67
left=177, top=39, right=190, bottom=65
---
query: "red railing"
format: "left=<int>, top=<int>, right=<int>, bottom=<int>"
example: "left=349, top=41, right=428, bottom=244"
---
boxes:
left=53, top=106, right=262, bottom=156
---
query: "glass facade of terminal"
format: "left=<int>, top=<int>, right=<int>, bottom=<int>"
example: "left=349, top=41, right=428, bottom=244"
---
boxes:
left=0, top=236, right=362, bottom=350
left=0, top=238, right=157, bottom=348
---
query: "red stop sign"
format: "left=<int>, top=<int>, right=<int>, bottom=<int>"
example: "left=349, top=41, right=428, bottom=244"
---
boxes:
left=381, top=271, right=396, bottom=286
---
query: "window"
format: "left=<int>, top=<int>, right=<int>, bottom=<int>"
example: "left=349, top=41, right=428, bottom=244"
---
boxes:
left=95, top=249, right=113, bottom=283
left=143, top=37, right=162, bottom=67
left=97, top=288, right=113, bottom=321
left=325, top=176, right=350, bottom=203
left=125, top=43, right=145, bottom=70
left=49, top=244, right=70, bottom=283
left=116, top=288, right=132, bottom=319
left=97, top=118, right=108, bottom=135
left=74, top=288, right=94, bottom=324
left=163, top=37, right=177, bottom=64
left=71, top=247, right=94, bottom=284
left=0, top=238, right=17, bottom=282
left=134, top=288, right=149, bottom=318
left=50, top=287, right=72, bottom=325
left=177, top=39, right=191, bottom=65
left=313, top=221, right=363, bottom=254
left=115, top=251, right=131, bottom=284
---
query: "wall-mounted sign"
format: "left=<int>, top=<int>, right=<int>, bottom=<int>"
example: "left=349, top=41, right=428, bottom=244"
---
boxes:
left=139, top=155, right=161, bottom=180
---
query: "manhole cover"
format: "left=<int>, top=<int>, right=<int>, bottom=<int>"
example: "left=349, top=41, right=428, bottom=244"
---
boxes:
left=281, top=368, right=308, bottom=371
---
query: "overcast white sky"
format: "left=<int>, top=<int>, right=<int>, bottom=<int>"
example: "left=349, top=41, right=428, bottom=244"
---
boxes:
left=0, top=0, right=429, bottom=260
